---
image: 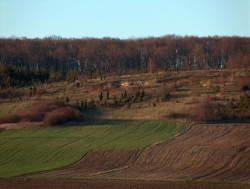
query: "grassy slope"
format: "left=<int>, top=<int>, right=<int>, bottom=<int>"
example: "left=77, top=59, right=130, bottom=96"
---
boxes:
left=0, top=100, right=32, bottom=117
left=0, top=69, right=248, bottom=121
left=0, top=120, right=185, bottom=178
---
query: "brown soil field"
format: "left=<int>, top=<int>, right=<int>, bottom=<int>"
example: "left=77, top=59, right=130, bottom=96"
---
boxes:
left=30, top=149, right=143, bottom=178
left=1, top=179, right=250, bottom=189
left=29, top=124, right=250, bottom=184
left=98, top=124, right=250, bottom=182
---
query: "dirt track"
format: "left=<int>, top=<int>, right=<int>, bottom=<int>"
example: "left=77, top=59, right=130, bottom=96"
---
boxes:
left=30, top=124, right=250, bottom=183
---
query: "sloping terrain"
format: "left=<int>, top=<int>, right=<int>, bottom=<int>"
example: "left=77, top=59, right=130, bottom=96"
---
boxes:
left=98, top=124, right=250, bottom=182
left=32, top=124, right=250, bottom=182
left=31, top=149, right=143, bottom=178
left=0, top=120, right=185, bottom=178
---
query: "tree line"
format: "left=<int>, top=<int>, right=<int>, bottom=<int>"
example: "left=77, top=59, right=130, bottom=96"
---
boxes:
left=0, top=35, right=249, bottom=82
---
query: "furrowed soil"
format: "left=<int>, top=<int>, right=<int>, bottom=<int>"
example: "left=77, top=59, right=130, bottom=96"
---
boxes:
left=97, top=124, right=250, bottom=182
left=30, top=149, right=143, bottom=178
left=24, top=123, right=250, bottom=189
left=32, top=124, right=250, bottom=182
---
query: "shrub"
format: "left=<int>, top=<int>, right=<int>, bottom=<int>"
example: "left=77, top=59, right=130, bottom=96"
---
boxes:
left=167, top=112, right=187, bottom=119
left=187, top=96, right=222, bottom=122
left=212, top=85, right=220, bottom=94
left=0, top=114, right=21, bottom=124
left=0, top=89, right=11, bottom=99
left=66, top=96, right=70, bottom=102
left=75, top=82, right=80, bottom=87
left=162, top=91, right=170, bottom=101
left=24, top=100, right=59, bottom=121
left=0, top=100, right=59, bottom=124
left=218, top=92, right=250, bottom=120
left=43, top=107, right=84, bottom=126
left=242, top=85, right=249, bottom=91
left=99, top=91, right=103, bottom=101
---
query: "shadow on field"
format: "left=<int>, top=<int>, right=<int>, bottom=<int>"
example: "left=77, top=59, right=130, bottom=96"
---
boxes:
left=80, top=118, right=139, bottom=127
left=61, top=114, right=139, bottom=127
left=61, top=107, right=143, bottom=127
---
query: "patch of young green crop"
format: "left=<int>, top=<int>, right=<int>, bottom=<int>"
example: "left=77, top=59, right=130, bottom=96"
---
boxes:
left=0, top=120, right=185, bottom=178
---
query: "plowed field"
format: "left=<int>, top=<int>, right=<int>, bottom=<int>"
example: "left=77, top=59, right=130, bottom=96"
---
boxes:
left=32, top=124, right=250, bottom=183
left=31, top=149, right=143, bottom=178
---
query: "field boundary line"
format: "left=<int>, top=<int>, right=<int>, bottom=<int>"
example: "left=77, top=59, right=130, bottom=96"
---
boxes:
left=86, top=122, right=193, bottom=178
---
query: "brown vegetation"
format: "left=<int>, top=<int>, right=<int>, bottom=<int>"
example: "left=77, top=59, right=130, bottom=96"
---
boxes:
left=0, top=100, right=84, bottom=126
left=1, top=69, right=250, bottom=125
left=0, top=36, right=249, bottom=81
left=0, top=100, right=58, bottom=124
left=43, top=107, right=84, bottom=126
left=235, top=77, right=250, bottom=91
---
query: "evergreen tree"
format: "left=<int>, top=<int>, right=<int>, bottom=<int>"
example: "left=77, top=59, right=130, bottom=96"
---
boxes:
left=124, top=89, right=127, bottom=98
left=99, top=91, right=103, bottom=101
left=66, top=96, right=70, bottom=102
left=141, top=89, right=145, bottom=97
left=162, top=91, right=170, bottom=101
left=106, top=90, right=109, bottom=100
left=29, top=87, right=32, bottom=97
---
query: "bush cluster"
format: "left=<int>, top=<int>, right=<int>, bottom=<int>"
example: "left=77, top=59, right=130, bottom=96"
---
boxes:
left=184, top=93, right=250, bottom=122
left=43, top=107, right=84, bottom=126
left=217, top=93, right=250, bottom=119
left=0, top=100, right=84, bottom=126
left=0, top=100, right=58, bottom=124
left=187, top=97, right=222, bottom=122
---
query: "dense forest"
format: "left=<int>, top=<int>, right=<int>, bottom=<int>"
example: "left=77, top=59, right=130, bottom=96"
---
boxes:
left=0, top=35, right=249, bottom=86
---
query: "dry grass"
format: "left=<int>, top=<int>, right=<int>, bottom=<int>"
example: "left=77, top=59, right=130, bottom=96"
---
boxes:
left=0, top=100, right=32, bottom=117
left=0, top=122, right=43, bottom=130
left=235, top=77, right=250, bottom=90
left=0, top=69, right=249, bottom=123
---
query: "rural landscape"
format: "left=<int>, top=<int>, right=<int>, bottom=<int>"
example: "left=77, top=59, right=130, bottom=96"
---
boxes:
left=0, top=35, right=250, bottom=189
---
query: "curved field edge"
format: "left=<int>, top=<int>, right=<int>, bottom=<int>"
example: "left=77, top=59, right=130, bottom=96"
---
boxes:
left=30, top=149, right=145, bottom=179
left=94, top=123, right=250, bottom=182
left=0, top=179, right=250, bottom=189
left=31, top=123, right=250, bottom=182
left=0, top=119, right=186, bottom=178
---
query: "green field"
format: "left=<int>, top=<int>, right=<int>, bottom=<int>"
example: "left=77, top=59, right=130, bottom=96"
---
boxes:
left=0, top=120, right=186, bottom=178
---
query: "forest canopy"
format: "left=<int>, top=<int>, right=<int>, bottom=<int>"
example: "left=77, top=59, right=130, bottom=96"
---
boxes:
left=0, top=35, right=249, bottom=85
